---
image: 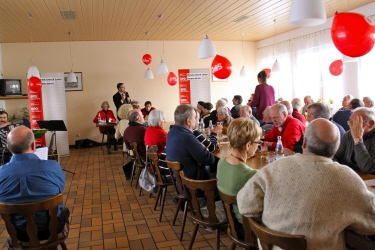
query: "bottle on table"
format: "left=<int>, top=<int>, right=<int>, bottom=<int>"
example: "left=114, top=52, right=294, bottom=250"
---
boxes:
left=207, top=120, right=213, bottom=140
left=199, top=118, right=204, bottom=134
left=275, top=136, right=284, bottom=160
left=98, top=113, right=102, bottom=124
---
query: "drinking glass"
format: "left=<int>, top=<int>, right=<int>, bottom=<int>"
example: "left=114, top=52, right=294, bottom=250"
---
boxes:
left=260, top=141, right=268, bottom=159
left=216, top=121, right=223, bottom=143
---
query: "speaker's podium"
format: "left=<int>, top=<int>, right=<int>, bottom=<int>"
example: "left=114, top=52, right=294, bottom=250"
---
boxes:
left=36, top=120, right=67, bottom=165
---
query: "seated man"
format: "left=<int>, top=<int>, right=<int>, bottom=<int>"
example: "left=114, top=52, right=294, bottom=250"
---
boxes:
left=291, top=98, right=306, bottom=124
left=363, top=96, right=374, bottom=108
left=124, top=109, right=147, bottom=160
left=141, top=101, right=156, bottom=120
left=238, top=119, right=375, bottom=249
left=230, top=95, right=243, bottom=119
left=306, top=102, right=345, bottom=137
left=333, top=107, right=375, bottom=174
left=239, top=105, right=260, bottom=126
left=300, top=95, right=313, bottom=117
left=264, top=103, right=305, bottom=151
left=260, top=106, right=274, bottom=134
left=0, top=126, right=69, bottom=242
left=166, top=104, right=215, bottom=180
left=333, top=98, right=363, bottom=131
left=201, top=102, right=213, bottom=121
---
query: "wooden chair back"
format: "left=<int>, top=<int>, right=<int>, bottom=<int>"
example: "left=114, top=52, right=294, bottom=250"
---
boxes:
left=166, top=160, right=185, bottom=198
left=217, top=189, right=257, bottom=249
left=130, top=142, right=143, bottom=165
left=179, top=171, right=218, bottom=223
left=147, top=146, right=163, bottom=184
left=244, top=217, right=307, bottom=250
left=0, top=194, right=68, bottom=249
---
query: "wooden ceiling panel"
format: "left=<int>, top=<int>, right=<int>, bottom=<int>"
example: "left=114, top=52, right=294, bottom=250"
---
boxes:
left=0, top=0, right=373, bottom=43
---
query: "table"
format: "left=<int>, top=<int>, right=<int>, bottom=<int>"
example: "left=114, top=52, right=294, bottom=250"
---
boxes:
left=96, top=122, right=116, bottom=152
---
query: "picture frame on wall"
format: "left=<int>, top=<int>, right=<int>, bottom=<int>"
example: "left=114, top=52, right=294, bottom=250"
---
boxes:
left=64, top=72, right=83, bottom=91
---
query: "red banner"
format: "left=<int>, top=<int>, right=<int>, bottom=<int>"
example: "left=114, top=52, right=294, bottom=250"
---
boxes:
left=178, top=69, right=191, bottom=104
left=28, top=80, right=45, bottom=146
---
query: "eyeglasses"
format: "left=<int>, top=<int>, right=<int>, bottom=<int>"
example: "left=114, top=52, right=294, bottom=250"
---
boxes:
left=251, top=141, right=263, bottom=145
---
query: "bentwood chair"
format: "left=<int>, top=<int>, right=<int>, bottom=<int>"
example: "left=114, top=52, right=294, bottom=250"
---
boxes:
left=0, top=194, right=69, bottom=250
left=244, top=217, right=307, bottom=250
left=179, top=171, right=227, bottom=250
left=166, top=160, right=190, bottom=241
left=130, top=142, right=145, bottom=188
left=147, top=146, right=173, bottom=222
left=217, top=189, right=257, bottom=250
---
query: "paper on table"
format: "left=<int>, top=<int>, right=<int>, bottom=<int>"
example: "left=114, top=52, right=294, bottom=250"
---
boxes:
left=34, top=147, right=48, bottom=160
left=364, top=179, right=375, bottom=187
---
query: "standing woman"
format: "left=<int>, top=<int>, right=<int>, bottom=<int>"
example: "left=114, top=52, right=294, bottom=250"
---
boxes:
left=250, top=70, right=275, bottom=120
left=93, top=101, right=117, bottom=150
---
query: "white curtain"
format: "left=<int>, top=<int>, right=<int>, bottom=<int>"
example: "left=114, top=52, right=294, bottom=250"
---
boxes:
left=257, top=29, right=355, bottom=105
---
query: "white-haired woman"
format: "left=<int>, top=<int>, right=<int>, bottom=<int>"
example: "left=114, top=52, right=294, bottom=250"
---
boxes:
left=144, top=110, right=167, bottom=156
left=216, top=106, right=233, bottom=134
left=93, top=101, right=117, bottom=150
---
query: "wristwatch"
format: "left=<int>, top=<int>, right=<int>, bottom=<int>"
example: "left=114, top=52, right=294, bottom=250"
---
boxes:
left=353, top=138, right=363, bottom=145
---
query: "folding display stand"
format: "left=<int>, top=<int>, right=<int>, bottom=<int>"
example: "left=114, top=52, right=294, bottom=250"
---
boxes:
left=36, top=120, right=74, bottom=175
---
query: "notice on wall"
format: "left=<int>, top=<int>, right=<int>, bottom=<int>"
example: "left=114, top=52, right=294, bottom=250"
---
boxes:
left=28, top=80, right=45, bottom=147
left=178, top=68, right=210, bottom=105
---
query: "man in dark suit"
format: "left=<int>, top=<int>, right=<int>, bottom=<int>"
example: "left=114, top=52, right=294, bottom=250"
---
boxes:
left=113, top=83, right=131, bottom=118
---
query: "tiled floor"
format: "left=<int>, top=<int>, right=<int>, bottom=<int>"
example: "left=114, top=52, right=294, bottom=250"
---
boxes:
left=0, top=147, right=233, bottom=250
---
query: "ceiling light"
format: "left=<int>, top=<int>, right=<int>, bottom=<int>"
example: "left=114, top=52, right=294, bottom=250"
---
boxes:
left=144, top=68, right=154, bottom=80
left=289, top=0, right=326, bottom=27
left=272, top=20, right=281, bottom=72
left=27, top=64, right=40, bottom=79
left=240, top=66, right=248, bottom=77
left=198, top=34, right=216, bottom=59
left=272, top=60, right=281, bottom=72
left=240, top=33, right=248, bottom=77
left=67, top=70, right=77, bottom=82
left=157, top=60, right=169, bottom=75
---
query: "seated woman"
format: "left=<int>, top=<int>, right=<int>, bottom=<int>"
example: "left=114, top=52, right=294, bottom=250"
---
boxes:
left=115, top=104, right=132, bottom=140
left=93, top=101, right=117, bottom=150
left=201, top=102, right=213, bottom=121
left=217, top=118, right=261, bottom=236
left=216, top=106, right=233, bottom=134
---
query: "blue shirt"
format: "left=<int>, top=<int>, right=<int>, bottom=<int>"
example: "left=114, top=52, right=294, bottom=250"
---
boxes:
left=166, top=124, right=215, bottom=180
left=0, top=153, right=65, bottom=228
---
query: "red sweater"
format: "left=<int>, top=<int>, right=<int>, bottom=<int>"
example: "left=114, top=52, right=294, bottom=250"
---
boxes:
left=292, top=108, right=306, bottom=125
left=93, top=109, right=116, bottom=133
left=144, top=126, right=167, bottom=156
left=264, top=115, right=305, bottom=151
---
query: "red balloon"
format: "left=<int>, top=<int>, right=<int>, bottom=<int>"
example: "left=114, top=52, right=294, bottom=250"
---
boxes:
left=331, top=12, right=375, bottom=57
left=167, top=72, right=177, bottom=86
left=142, top=54, right=152, bottom=65
left=329, top=60, right=343, bottom=76
left=211, top=55, right=232, bottom=79
left=262, top=68, right=271, bottom=79
left=28, top=76, right=42, bottom=92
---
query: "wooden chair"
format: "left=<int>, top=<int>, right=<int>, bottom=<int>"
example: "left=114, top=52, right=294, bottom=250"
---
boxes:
left=179, top=171, right=227, bottom=250
left=244, top=217, right=307, bottom=250
left=166, top=160, right=190, bottom=241
left=130, top=141, right=145, bottom=188
left=0, top=194, right=69, bottom=250
left=217, top=189, right=257, bottom=250
left=344, top=229, right=375, bottom=249
left=147, top=146, right=173, bottom=222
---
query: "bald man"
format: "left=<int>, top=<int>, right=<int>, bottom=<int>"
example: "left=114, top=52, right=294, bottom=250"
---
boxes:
left=264, top=103, right=305, bottom=152
left=0, top=126, right=69, bottom=242
left=238, top=118, right=375, bottom=249
left=239, top=105, right=260, bottom=126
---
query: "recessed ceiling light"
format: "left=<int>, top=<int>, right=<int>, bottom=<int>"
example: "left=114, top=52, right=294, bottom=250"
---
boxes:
left=233, top=15, right=250, bottom=23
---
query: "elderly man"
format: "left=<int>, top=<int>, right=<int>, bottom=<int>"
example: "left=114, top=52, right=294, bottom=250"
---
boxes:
left=0, top=126, right=69, bottom=242
left=264, top=103, right=305, bottom=152
left=333, top=98, right=364, bottom=131
left=231, top=95, right=243, bottom=119
left=363, top=96, right=374, bottom=108
left=260, top=106, right=274, bottom=134
left=333, top=107, right=375, bottom=174
left=239, top=105, right=260, bottom=125
left=291, top=98, right=306, bottom=124
left=306, top=102, right=345, bottom=137
left=204, top=99, right=231, bottom=128
left=238, top=119, right=375, bottom=249
left=166, top=105, right=215, bottom=180
left=124, top=109, right=147, bottom=160
left=300, top=95, right=314, bottom=117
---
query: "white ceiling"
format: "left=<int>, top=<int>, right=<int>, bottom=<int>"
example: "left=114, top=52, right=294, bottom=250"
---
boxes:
left=0, top=0, right=373, bottom=43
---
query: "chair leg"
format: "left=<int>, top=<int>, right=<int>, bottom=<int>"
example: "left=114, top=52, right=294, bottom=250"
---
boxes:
left=130, top=162, right=136, bottom=186
left=101, top=133, right=105, bottom=149
left=139, top=185, right=143, bottom=196
left=154, top=187, right=162, bottom=211
left=188, top=223, right=200, bottom=250
left=173, top=199, right=182, bottom=226
left=135, top=167, right=143, bottom=189
left=159, top=186, right=167, bottom=222
left=229, top=242, right=236, bottom=250
left=216, top=228, right=221, bottom=250
left=179, top=201, right=189, bottom=241
left=60, top=242, right=68, bottom=250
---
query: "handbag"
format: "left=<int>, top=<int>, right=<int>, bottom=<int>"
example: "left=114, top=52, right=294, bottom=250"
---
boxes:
left=139, top=166, right=158, bottom=193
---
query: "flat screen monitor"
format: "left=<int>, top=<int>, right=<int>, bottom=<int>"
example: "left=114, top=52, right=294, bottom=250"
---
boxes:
left=0, top=79, right=22, bottom=96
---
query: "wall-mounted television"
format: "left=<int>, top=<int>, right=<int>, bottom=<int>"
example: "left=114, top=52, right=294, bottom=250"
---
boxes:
left=0, top=79, right=22, bottom=96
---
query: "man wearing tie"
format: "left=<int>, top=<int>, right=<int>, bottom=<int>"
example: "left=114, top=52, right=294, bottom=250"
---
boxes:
left=113, top=83, right=131, bottom=119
